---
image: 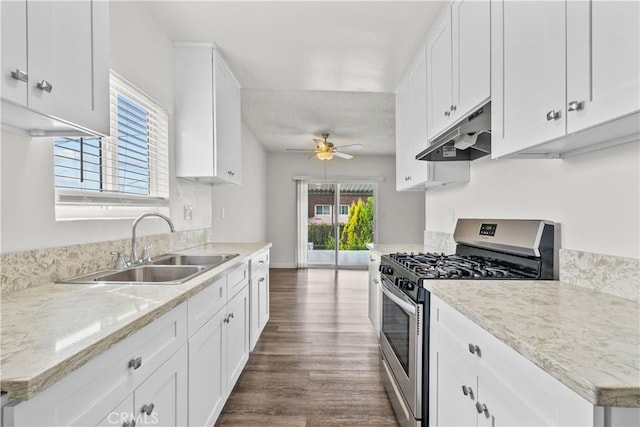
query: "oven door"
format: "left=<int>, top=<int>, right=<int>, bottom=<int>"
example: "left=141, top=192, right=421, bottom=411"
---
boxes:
left=379, top=276, right=422, bottom=421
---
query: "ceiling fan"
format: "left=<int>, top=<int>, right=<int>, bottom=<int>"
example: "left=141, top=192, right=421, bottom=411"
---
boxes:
left=286, top=133, right=363, bottom=160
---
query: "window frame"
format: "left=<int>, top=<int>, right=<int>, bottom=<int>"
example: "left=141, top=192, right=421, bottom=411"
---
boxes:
left=315, top=204, right=332, bottom=216
left=54, top=71, right=169, bottom=221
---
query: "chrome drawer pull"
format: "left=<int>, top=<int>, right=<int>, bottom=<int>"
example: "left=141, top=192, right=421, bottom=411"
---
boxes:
left=141, top=403, right=155, bottom=416
left=568, top=100, right=584, bottom=112
left=37, top=79, right=53, bottom=93
left=128, top=356, right=142, bottom=370
left=11, top=69, right=28, bottom=82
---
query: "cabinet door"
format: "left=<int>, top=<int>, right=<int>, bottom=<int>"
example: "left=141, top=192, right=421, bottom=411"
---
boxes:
left=27, top=1, right=97, bottom=131
left=476, top=374, right=552, bottom=427
left=214, top=51, right=231, bottom=180
left=134, top=346, right=188, bottom=427
left=227, top=73, right=242, bottom=184
left=427, top=6, right=453, bottom=140
left=95, top=396, right=133, bottom=427
left=431, top=335, right=478, bottom=427
left=491, top=0, right=566, bottom=158
left=188, top=310, right=226, bottom=427
left=250, top=272, right=260, bottom=350
left=452, top=0, right=490, bottom=119
left=367, top=253, right=381, bottom=333
left=1, top=0, right=27, bottom=106
left=258, top=268, right=269, bottom=331
left=395, top=75, right=413, bottom=190
left=225, top=286, right=250, bottom=393
left=408, top=49, right=430, bottom=184
left=566, top=0, right=640, bottom=134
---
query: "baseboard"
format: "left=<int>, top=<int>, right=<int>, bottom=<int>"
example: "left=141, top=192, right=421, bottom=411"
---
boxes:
left=269, top=263, right=297, bottom=269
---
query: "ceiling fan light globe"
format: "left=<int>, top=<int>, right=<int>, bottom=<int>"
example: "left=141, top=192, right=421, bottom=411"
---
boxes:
left=317, top=151, right=334, bottom=160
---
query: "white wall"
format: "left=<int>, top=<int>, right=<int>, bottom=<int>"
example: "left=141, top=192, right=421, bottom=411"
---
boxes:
left=267, top=152, right=425, bottom=267
left=210, top=124, right=268, bottom=242
left=425, top=142, right=640, bottom=259
left=0, top=2, right=212, bottom=253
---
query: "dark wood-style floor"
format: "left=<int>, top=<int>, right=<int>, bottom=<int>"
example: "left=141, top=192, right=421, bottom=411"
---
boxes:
left=215, top=268, right=399, bottom=427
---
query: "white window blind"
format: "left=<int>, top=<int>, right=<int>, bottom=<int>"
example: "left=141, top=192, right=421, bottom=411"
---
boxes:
left=54, top=71, right=169, bottom=219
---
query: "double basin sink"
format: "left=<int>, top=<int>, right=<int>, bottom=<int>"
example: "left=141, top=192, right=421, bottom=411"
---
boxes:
left=59, top=253, right=239, bottom=285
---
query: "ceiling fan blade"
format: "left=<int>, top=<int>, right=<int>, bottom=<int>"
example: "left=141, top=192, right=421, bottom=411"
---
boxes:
left=332, top=151, right=354, bottom=159
left=335, top=143, right=364, bottom=150
left=286, top=148, right=317, bottom=152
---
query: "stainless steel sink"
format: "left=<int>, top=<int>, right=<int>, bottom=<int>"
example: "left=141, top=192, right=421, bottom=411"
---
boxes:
left=151, top=253, right=238, bottom=267
left=58, top=253, right=239, bottom=285
left=93, top=265, right=205, bottom=283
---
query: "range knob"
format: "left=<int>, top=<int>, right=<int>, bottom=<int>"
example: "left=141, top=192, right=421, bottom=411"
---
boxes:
left=404, top=281, right=415, bottom=291
left=379, top=265, right=394, bottom=275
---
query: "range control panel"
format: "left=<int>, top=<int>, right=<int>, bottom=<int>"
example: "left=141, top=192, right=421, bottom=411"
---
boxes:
left=479, top=223, right=497, bottom=236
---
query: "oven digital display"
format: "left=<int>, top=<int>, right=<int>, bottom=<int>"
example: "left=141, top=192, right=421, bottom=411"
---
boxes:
left=479, top=223, right=497, bottom=236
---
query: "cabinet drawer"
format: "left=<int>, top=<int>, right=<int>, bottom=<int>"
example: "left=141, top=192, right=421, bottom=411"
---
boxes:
left=252, top=250, right=269, bottom=270
left=188, top=275, right=227, bottom=337
left=227, top=261, right=248, bottom=299
left=3, top=303, right=187, bottom=427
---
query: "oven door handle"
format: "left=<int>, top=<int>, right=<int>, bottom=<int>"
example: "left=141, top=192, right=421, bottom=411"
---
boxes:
left=381, top=282, right=416, bottom=315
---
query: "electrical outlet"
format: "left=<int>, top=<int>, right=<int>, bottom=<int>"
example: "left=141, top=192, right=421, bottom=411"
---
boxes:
left=184, top=205, right=193, bottom=220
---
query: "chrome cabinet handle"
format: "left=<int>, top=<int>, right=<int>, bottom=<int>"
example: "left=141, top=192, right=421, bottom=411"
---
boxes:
left=227, top=170, right=236, bottom=176
left=461, top=385, right=475, bottom=399
left=546, top=110, right=560, bottom=121
left=37, top=80, right=53, bottom=93
left=128, top=356, right=142, bottom=370
left=259, top=260, right=265, bottom=264
left=123, top=420, right=136, bottom=427
left=11, top=69, right=28, bottom=82
left=468, top=343, right=481, bottom=357
left=444, top=110, right=450, bottom=117
left=229, top=312, right=234, bottom=320
left=223, top=315, right=229, bottom=323
left=258, top=277, right=265, bottom=283
left=475, top=401, right=489, bottom=417
left=450, top=105, right=457, bottom=112
left=568, top=100, right=584, bottom=112
left=141, top=403, right=155, bottom=416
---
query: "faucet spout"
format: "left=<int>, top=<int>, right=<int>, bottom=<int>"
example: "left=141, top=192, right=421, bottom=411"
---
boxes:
left=131, top=213, right=175, bottom=265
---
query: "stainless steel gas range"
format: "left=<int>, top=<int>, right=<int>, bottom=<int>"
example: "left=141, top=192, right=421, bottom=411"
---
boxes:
left=378, top=218, right=558, bottom=427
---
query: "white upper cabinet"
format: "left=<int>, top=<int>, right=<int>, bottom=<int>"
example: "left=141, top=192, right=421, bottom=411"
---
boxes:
left=0, top=0, right=109, bottom=136
left=175, top=44, right=242, bottom=185
left=492, top=0, right=640, bottom=158
left=491, top=0, right=567, bottom=158
left=426, top=6, right=453, bottom=140
left=566, top=0, right=640, bottom=134
left=396, top=46, right=469, bottom=191
left=451, top=0, right=491, bottom=122
left=427, top=0, right=490, bottom=141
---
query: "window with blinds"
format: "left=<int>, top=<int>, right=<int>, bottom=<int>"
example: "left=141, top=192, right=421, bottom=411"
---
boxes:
left=54, top=71, right=169, bottom=219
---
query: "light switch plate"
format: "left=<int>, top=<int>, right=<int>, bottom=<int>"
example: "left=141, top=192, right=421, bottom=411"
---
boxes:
left=184, top=205, right=193, bottom=220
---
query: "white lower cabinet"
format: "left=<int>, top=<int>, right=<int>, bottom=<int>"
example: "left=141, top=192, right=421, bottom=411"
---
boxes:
left=187, top=309, right=226, bottom=427
left=2, top=253, right=263, bottom=427
left=429, top=295, right=594, bottom=427
left=186, top=269, right=250, bottom=427
left=134, top=345, right=188, bottom=427
left=367, top=251, right=381, bottom=335
left=225, top=286, right=250, bottom=391
left=249, top=250, right=270, bottom=351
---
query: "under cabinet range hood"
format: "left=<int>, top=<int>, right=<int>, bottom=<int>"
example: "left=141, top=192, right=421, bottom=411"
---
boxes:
left=416, top=103, right=492, bottom=161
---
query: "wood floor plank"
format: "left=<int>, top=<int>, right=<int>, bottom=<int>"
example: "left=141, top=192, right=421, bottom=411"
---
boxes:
left=215, top=268, right=398, bottom=426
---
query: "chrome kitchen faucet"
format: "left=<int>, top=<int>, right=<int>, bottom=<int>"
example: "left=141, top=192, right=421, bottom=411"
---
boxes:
left=130, top=213, right=175, bottom=265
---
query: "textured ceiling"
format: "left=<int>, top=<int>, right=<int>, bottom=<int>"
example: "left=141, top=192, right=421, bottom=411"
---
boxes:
left=142, top=1, right=445, bottom=154
left=242, top=89, right=395, bottom=154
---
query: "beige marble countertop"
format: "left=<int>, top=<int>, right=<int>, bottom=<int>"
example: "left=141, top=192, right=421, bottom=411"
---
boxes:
left=0, top=242, right=271, bottom=402
left=366, top=243, right=425, bottom=255
left=425, top=279, right=640, bottom=407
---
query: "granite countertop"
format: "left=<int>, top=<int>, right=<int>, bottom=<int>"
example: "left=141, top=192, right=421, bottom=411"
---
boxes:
left=425, top=279, right=640, bottom=407
left=0, top=242, right=271, bottom=402
left=366, top=243, right=425, bottom=255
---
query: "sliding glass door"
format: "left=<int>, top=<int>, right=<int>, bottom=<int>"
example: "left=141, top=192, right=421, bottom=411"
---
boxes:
left=305, top=181, right=376, bottom=268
